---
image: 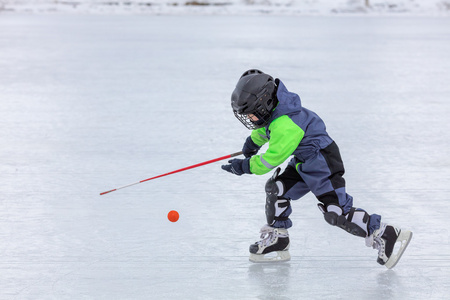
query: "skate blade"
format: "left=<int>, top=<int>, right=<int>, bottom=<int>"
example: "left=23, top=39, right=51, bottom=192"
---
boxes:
left=249, top=250, right=291, bottom=263
left=385, top=230, right=413, bottom=269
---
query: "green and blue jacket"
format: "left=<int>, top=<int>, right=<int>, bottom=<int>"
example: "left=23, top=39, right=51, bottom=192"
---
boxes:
left=249, top=80, right=333, bottom=175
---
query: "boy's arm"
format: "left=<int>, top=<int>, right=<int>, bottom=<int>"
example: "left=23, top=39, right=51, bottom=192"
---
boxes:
left=250, top=127, right=269, bottom=146
left=249, top=115, right=304, bottom=175
left=241, top=127, right=269, bottom=158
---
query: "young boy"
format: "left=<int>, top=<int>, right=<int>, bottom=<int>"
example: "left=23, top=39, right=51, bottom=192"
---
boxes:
left=221, top=69, right=412, bottom=268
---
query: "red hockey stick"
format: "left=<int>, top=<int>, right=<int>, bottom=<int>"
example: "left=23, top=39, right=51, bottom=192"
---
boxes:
left=100, top=151, right=243, bottom=195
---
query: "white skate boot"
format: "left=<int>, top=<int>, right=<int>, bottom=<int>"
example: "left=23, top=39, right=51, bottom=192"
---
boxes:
left=366, top=222, right=412, bottom=269
left=249, top=225, right=291, bottom=263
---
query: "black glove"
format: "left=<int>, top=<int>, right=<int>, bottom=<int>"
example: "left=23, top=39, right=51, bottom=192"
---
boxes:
left=221, top=158, right=251, bottom=176
left=242, top=136, right=261, bottom=158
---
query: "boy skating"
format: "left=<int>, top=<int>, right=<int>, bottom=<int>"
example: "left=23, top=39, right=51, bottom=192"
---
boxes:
left=221, top=69, right=412, bottom=268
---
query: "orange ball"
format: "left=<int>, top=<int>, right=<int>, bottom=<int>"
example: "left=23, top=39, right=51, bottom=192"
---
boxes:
left=168, top=210, right=179, bottom=222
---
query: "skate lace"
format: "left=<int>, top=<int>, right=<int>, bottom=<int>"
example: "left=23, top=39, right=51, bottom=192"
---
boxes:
left=366, top=233, right=385, bottom=258
left=372, top=238, right=382, bottom=251
left=257, top=226, right=288, bottom=247
left=258, top=230, right=276, bottom=247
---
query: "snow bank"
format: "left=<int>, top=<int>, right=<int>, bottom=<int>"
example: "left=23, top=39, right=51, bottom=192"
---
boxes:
left=1, top=0, right=449, bottom=15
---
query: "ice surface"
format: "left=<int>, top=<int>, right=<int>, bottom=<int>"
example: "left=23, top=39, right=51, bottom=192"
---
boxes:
left=0, top=14, right=450, bottom=299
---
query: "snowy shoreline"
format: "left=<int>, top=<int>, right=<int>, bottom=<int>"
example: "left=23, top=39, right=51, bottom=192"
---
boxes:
left=1, top=0, right=449, bottom=15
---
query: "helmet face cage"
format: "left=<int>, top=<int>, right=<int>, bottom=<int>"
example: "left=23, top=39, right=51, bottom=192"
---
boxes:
left=233, top=85, right=275, bottom=130
left=233, top=110, right=271, bottom=130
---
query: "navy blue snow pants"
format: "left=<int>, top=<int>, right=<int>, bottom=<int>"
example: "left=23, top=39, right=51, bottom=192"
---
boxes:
left=273, top=141, right=381, bottom=236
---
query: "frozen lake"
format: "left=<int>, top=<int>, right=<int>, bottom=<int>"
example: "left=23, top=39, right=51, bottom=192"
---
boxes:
left=1, top=14, right=450, bottom=299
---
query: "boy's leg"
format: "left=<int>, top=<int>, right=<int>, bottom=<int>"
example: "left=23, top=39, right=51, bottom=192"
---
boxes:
left=265, top=164, right=310, bottom=229
left=297, top=141, right=381, bottom=237
left=249, top=164, right=309, bottom=262
left=299, top=142, right=412, bottom=268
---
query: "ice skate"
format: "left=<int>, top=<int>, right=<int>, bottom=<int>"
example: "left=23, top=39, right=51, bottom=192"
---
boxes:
left=366, top=223, right=412, bottom=269
left=249, top=225, right=291, bottom=263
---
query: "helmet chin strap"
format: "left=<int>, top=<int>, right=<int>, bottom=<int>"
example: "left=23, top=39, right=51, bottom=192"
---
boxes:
left=251, top=112, right=267, bottom=126
left=252, top=119, right=265, bottom=126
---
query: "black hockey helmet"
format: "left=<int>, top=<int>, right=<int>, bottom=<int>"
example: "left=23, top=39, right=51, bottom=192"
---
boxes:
left=231, top=69, right=277, bottom=130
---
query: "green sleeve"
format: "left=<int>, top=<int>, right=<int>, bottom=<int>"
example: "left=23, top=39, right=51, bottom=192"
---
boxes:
left=250, top=127, right=269, bottom=147
left=249, top=115, right=305, bottom=175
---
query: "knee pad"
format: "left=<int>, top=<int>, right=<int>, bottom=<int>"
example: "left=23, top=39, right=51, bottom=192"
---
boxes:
left=265, top=168, right=289, bottom=225
left=265, top=167, right=283, bottom=196
left=318, top=203, right=369, bottom=237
